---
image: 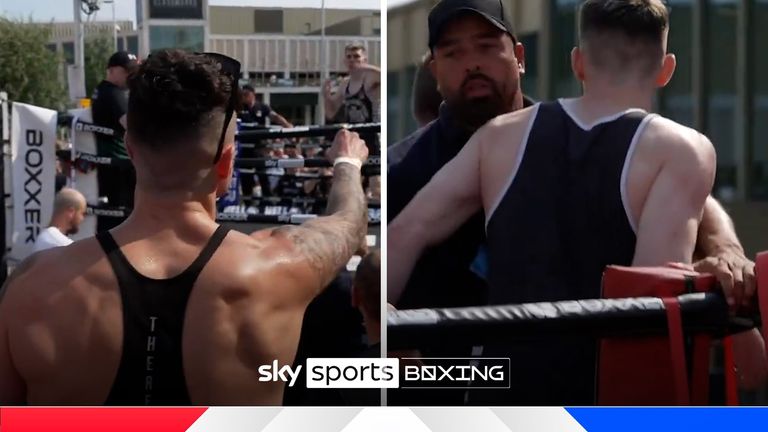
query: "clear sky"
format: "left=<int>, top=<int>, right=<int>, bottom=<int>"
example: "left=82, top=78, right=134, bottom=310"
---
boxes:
left=387, top=0, right=415, bottom=9
left=0, top=0, right=381, bottom=24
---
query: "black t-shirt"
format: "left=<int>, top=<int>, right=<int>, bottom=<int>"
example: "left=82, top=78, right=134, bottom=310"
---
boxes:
left=91, top=80, right=129, bottom=158
left=238, top=103, right=272, bottom=125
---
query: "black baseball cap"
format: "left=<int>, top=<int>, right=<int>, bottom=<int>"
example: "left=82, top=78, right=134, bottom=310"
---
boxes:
left=428, top=0, right=516, bottom=50
left=107, top=51, right=138, bottom=70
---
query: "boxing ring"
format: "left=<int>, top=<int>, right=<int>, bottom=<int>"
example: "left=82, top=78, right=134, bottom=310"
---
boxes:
left=55, top=112, right=381, bottom=242
left=388, top=261, right=768, bottom=406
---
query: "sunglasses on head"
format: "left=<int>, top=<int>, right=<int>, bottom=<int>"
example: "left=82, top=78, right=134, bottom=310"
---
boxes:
left=202, top=52, right=241, bottom=165
left=143, top=51, right=241, bottom=164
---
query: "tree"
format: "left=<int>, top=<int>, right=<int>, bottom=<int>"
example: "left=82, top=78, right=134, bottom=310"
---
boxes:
left=84, top=35, right=114, bottom=98
left=0, top=18, right=67, bottom=111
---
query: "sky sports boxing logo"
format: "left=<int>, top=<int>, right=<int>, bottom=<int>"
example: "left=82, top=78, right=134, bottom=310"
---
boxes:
left=259, top=357, right=511, bottom=389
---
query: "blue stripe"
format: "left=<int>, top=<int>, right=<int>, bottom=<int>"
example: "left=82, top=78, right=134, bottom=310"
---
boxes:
left=566, top=407, right=768, bottom=432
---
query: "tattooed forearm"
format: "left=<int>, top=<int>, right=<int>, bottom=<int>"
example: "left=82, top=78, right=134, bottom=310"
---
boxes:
left=273, top=162, right=367, bottom=287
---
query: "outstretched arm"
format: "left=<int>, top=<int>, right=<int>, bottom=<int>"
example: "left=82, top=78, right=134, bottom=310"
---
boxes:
left=269, top=129, right=368, bottom=300
left=387, top=132, right=483, bottom=304
left=269, top=111, right=293, bottom=128
left=633, top=133, right=716, bottom=266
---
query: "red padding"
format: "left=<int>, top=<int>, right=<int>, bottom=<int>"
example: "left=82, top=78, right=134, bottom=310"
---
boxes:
left=690, top=334, right=712, bottom=405
left=757, top=252, right=768, bottom=376
left=662, top=297, right=690, bottom=404
left=598, top=265, right=717, bottom=405
left=723, top=336, right=739, bottom=406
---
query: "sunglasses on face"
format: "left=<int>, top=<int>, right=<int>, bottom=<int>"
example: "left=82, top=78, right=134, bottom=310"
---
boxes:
left=346, top=54, right=362, bottom=59
left=202, top=52, right=241, bottom=165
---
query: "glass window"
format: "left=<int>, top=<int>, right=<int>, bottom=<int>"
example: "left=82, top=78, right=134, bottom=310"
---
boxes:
left=127, top=36, right=139, bottom=56
left=149, top=25, right=204, bottom=53
left=707, top=0, right=738, bottom=200
left=117, top=37, right=125, bottom=52
left=387, top=71, right=401, bottom=146
left=751, top=0, right=768, bottom=199
left=551, top=0, right=579, bottom=98
left=519, top=33, right=539, bottom=100
left=658, top=0, right=694, bottom=127
left=62, top=42, right=75, bottom=65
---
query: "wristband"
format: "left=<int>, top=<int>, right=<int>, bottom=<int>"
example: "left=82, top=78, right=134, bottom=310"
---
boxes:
left=333, top=157, right=363, bottom=170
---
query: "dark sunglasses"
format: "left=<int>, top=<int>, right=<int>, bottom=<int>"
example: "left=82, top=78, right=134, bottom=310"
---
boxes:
left=202, top=52, right=241, bottom=164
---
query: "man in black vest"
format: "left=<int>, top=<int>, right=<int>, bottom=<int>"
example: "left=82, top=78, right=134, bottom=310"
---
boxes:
left=388, top=0, right=761, bottom=404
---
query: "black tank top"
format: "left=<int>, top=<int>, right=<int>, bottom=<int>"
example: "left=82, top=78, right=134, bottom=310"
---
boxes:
left=97, top=225, right=230, bottom=406
left=344, top=79, right=374, bottom=124
left=474, top=100, right=653, bottom=405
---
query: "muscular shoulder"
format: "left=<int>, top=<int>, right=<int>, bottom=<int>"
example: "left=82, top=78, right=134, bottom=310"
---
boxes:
left=0, top=239, right=113, bottom=319
left=470, top=103, right=541, bottom=153
left=477, top=103, right=540, bottom=137
left=642, top=115, right=715, bottom=167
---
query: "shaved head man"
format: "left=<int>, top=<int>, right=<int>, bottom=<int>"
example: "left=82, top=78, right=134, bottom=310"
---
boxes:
left=33, top=188, right=87, bottom=252
left=0, top=50, right=369, bottom=405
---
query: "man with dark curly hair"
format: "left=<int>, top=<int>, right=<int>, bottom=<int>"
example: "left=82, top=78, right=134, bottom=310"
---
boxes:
left=0, top=50, right=370, bottom=406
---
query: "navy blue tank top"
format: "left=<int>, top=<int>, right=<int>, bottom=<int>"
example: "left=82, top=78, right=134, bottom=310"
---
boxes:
left=97, top=225, right=230, bottom=405
left=474, top=100, right=652, bottom=405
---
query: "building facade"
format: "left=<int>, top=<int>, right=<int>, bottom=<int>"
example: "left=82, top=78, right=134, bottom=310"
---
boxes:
left=388, top=0, right=768, bottom=255
left=43, top=1, right=380, bottom=126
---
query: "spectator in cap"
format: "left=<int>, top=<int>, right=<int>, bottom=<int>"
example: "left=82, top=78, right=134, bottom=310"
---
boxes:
left=91, top=51, right=139, bottom=232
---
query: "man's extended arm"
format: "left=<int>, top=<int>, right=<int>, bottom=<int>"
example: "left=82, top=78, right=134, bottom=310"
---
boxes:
left=270, top=129, right=368, bottom=299
left=268, top=108, right=293, bottom=128
left=387, top=131, right=484, bottom=304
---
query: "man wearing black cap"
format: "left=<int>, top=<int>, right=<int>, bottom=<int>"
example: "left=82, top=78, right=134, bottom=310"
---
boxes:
left=91, top=51, right=139, bottom=231
left=388, top=0, right=759, bottom=404
left=388, top=0, right=532, bottom=326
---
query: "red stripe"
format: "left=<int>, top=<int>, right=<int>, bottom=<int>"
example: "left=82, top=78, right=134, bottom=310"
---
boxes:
left=662, top=297, right=690, bottom=404
left=0, top=408, right=207, bottom=432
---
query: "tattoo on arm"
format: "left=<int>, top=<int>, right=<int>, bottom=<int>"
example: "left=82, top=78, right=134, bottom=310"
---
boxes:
left=273, top=163, right=366, bottom=286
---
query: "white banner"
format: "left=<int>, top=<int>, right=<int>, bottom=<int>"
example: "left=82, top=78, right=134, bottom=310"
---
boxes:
left=10, top=103, right=57, bottom=261
left=68, top=108, right=98, bottom=241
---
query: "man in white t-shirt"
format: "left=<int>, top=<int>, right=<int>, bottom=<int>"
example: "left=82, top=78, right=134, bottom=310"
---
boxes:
left=33, top=188, right=87, bottom=252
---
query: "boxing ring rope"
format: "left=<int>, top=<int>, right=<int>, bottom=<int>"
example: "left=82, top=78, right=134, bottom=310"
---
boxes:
left=236, top=122, right=381, bottom=141
left=57, top=117, right=382, bottom=226
left=387, top=292, right=759, bottom=351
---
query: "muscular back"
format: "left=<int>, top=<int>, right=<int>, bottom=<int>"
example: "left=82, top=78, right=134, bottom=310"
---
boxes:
left=478, top=99, right=715, bottom=266
left=0, top=228, right=317, bottom=405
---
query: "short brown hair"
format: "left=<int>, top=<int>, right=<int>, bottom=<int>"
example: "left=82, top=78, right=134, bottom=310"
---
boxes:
left=345, top=42, right=366, bottom=53
left=578, top=0, right=669, bottom=75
